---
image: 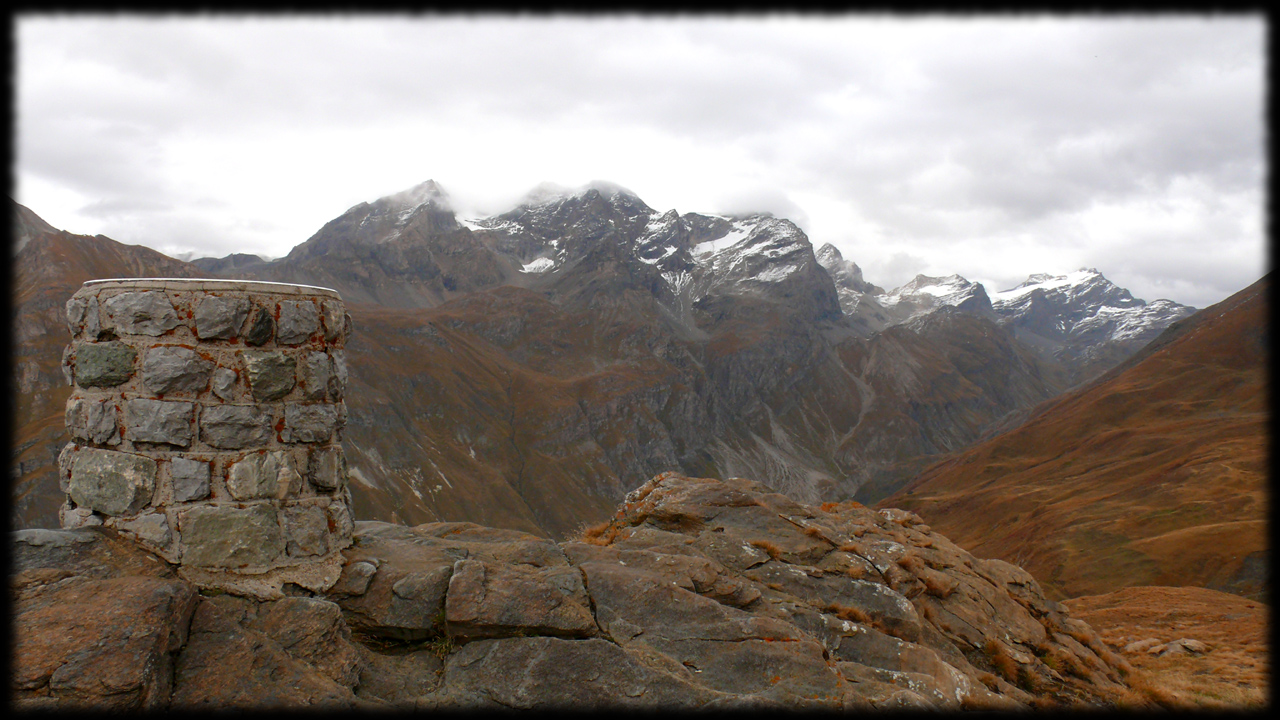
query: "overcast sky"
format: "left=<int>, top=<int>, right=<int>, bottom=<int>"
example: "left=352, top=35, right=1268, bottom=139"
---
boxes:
left=15, top=15, right=1265, bottom=308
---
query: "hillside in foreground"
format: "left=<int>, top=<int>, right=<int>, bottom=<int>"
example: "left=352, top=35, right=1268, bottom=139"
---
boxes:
left=883, top=275, right=1268, bottom=601
left=14, top=472, right=1144, bottom=710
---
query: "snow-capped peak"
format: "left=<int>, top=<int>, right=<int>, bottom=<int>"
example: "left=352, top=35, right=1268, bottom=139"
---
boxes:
left=515, top=180, right=642, bottom=208
left=880, top=274, right=985, bottom=307
left=382, top=180, right=453, bottom=213
left=988, top=268, right=1195, bottom=348
left=991, top=268, right=1105, bottom=304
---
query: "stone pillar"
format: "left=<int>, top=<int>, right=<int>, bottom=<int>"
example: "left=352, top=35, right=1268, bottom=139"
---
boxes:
left=59, top=278, right=356, bottom=599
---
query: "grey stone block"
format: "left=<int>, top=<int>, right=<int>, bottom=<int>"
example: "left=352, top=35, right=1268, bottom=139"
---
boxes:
left=328, top=494, right=355, bottom=539
left=68, top=447, right=157, bottom=516
left=308, top=446, right=346, bottom=491
left=242, top=351, right=296, bottom=401
left=57, top=443, right=78, bottom=493
left=243, top=305, right=274, bottom=346
left=66, top=295, right=104, bottom=338
left=283, top=404, right=339, bottom=443
left=103, top=292, right=181, bottom=336
left=194, top=295, right=250, bottom=340
left=84, top=298, right=102, bottom=338
left=75, top=341, right=137, bottom=387
left=277, top=300, right=320, bottom=345
left=329, top=350, right=347, bottom=400
left=171, top=458, right=211, bottom=502
left=142, top=346, right=214, bottom=395
left=226, top=450, right=302, bottom=500
left=179, top=503, right=285, bottom=568
left=298, top=352, right=331, bottom=401
left=125, top=399, right=194, bottom=446
left=211, top=367, right=238, bottom=402
left=113, top=511, right=174, bottom=550
left=66, top=396, right=121, bottom=446
left=61, top=346, right=74, bottom=386
left=60, top=502, right=103, bottom=529
left=284, top=504, right=331, bottom=557
left=199, top=405, right=274, bottom=449
left=66, top=295, right=89, bottom=335
left=321, top=301, right=344, bottom=342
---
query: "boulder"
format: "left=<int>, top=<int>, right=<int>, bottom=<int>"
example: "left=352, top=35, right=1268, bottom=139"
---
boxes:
left=424, top=636, right=720, bottom=708
left=169, top=599, right=359, bottom=709
left=10, top=528, right=196, bottom=710
left=444, top=558, right=596, bottom=639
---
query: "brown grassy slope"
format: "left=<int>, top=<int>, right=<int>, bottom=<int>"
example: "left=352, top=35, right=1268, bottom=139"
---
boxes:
left=1065, top=586, right=1269, bottom=709
left=881, top=275, right=1268, bottom=601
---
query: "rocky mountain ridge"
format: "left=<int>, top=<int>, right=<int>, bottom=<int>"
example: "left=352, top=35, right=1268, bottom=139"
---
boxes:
left=6, top=185, right=1191, bottom=538
left=12, top=472, right=1142, bottom=710
left=814, top=244, right=1195, bottom=384
left=11, top=193, right=1074, bottom=535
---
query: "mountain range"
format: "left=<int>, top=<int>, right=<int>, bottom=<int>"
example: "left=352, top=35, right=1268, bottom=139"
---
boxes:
left=8, top=182, right=1200, bottom=540
left=882, top=274, right=1268, bottom=602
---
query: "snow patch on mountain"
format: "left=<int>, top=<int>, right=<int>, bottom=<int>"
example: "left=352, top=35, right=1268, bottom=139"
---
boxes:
left=692, top=222, right=753, bottom=257
left=756, top=264, right=800, bottom=282
left=521, top=257, right=556, bottom=273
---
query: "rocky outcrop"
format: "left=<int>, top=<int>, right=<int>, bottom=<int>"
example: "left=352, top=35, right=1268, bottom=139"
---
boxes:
left=12, top=472, right=1140, bottom=710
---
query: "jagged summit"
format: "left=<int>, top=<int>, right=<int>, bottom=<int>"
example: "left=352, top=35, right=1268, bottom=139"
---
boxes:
left=872, top=274, right=993, bottom=325
left=380, top=179, right=453, bottom=211
left=515, top=180, right=645, bottom=209
left=993, top=268, right=1122, bottom=305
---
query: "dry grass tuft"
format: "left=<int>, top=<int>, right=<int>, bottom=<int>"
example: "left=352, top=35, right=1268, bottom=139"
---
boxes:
left=983, top=639, right=1020, bottom=684
left=1124, top=670, right=1187, bottom=708
left=844, top=564, right=867, bottom=580
left=749, top=539, right=785, bottom=560
left=824, top=602, right=872, bottom=625
left=574, top=520, right=623, bottom=546
left=803, top=526, right=827, bottom=540
left=895, top=553, right=925, bottom=574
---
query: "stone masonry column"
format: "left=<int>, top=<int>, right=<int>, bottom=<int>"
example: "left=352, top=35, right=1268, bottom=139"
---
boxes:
left=58, top=278, right=356, bottom=599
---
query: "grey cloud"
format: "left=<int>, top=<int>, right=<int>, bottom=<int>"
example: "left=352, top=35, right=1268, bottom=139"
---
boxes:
left=15, top=16, right=1264, bottom=308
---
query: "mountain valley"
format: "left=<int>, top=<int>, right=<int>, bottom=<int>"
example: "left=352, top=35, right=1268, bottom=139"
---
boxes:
left=7, top=182, right=1266, bottom=709
left=8, top=183, right=1209, bottom=540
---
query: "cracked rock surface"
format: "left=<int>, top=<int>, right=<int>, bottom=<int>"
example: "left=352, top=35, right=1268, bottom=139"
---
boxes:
left=11, top=472, right=1139, bottom=710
